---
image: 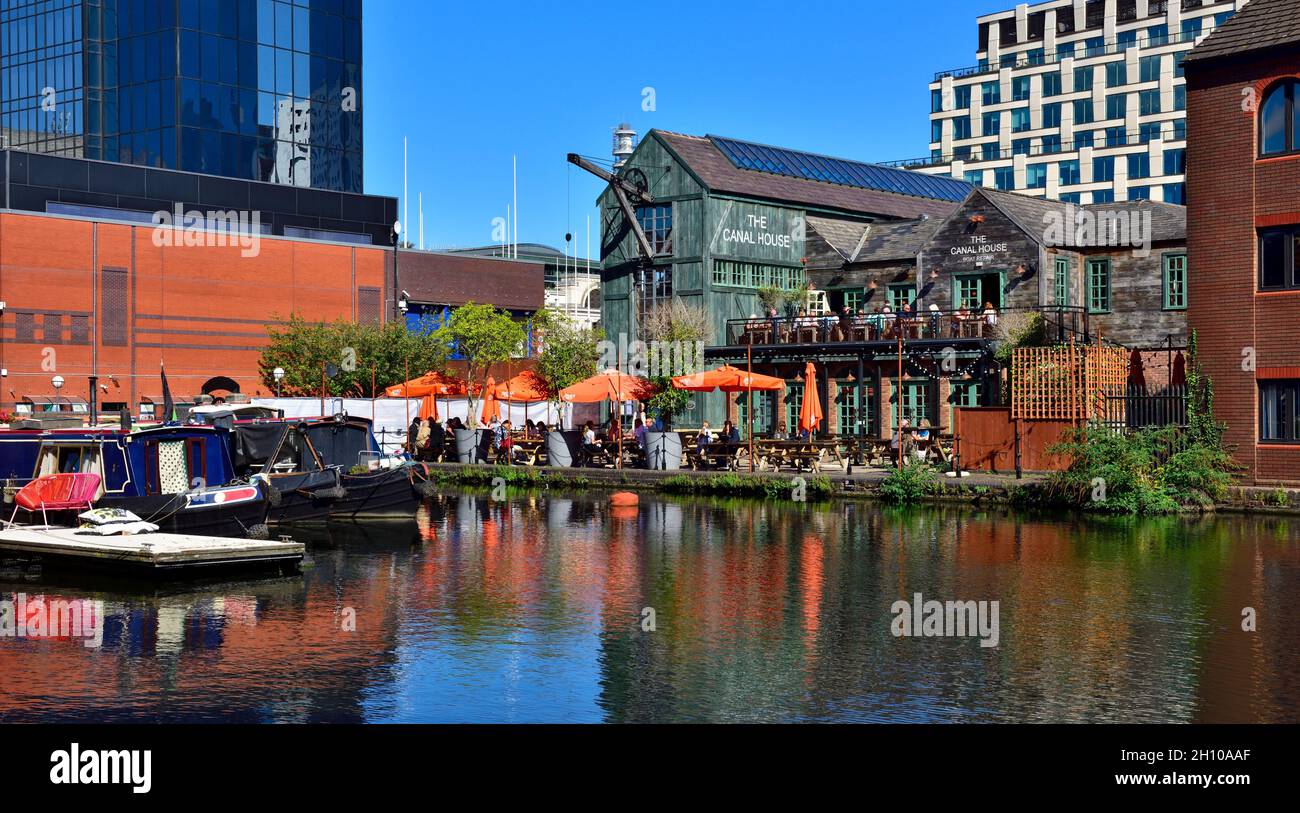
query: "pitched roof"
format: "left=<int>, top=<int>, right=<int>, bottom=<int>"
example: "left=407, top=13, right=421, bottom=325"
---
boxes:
left=979, top=188, right=1186, bottom=245
left=805, top=216, right=869, bottom=259
left=853, top=217, right=945, bottom=263
left=1183, top=0, right=1300, bottom=66
left=653, top=131, right=964, bottom=221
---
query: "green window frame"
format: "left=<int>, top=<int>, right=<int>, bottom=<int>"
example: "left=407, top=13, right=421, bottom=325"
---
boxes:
left=949, top=381, right=983, bottom=428
left=834, top=381, right=875, bottom=437
left=843, top=289, right=865, bottom=313
left=1086, top=258, right=1111, bottom=313
left=1163, top=253, right=1187, bottom=310
left=890, top=380, right=931, bottom=431
left=736, top=391, right=773, bottom=438
left=1053, top=257, right=1070, bottom=306
left=955, top=274, right=982, bottom=309
left=784, top=383, right=803, bottom=437
left=711, top=261, right=806, bottom=290
left=887, top=283, right=914, bottom=311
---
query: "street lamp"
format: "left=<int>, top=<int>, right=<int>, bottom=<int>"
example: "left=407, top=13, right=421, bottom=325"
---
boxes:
left=52, top=375, right=64, bottom=391
left=273, top=366, right=285, bottom=397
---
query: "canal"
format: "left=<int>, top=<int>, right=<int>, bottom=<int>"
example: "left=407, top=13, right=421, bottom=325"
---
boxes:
left=1, top=491, right=1297, bottom=723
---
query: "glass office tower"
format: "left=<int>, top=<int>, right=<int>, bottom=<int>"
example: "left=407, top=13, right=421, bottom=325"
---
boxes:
left=1, top=0, right=362, bottom=193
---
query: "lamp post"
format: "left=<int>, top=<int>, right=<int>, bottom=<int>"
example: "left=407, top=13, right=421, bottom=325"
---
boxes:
left=273, top=366, right=285, bottom=397
left=52, top=375, right=64, bottom=419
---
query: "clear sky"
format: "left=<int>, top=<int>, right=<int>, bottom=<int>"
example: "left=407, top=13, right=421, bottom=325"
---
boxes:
left=361, top=0, right=1014, bottom=257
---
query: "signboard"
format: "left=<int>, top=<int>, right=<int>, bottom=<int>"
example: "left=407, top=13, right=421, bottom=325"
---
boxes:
left=949, top=234, right=1010, bottom=261
left=708, top=201, right=805, bottom=265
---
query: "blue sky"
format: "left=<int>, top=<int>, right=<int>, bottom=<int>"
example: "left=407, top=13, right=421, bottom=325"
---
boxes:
left=362, top=0, right=1013, bottom=256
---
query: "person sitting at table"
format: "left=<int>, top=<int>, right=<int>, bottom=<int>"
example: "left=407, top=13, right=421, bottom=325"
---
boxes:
left=698, top=421, right=715, bottom=446
left=927, top=303, right=942, bottom=338
left=982, top=301, right=999, bottom=336
left=721, top=420, right=741, bottom=444
left=415, top=417, right=431, bottom=457
left=605, top=416, right=622, bottom=446
left=819, top=309, right=835, bottom=340
left=873, top=305, right=891, bottom=339
left=891, top=417, right=912, bottom=461
left=837, top=306, right=855, bottom=341
left=425, top=416, right=445, bottom=462
left=496, top=419, right=519, bottom=464
left=581, top=420, right=602, bottom=466
left=950, top=306, right=968, bottom=338
left=634, top=414, right=650, bottom=449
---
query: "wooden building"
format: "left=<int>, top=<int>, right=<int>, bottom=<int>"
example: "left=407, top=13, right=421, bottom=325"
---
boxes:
left=599, top=131, right=1189, bottom=440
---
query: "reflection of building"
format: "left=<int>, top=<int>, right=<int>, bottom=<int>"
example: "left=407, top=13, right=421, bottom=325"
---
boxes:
left=908, top=0, right=1242, bottom=203
left=0, top=0, right=363, bottom=192
left=1184, top=0, right=1300, bottom=485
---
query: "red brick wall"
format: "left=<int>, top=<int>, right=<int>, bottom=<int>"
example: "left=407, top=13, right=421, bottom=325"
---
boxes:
left=1186, top=51, right=1300, bottom=485
left=0, top=211, right=388, bottom=411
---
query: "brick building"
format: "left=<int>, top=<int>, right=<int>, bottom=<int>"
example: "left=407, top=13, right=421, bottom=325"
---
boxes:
left=1184, top=0, right=1300, bottom=485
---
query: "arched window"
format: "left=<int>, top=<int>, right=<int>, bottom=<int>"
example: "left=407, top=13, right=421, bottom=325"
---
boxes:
left=1260, top=80, right=1298, bottom=157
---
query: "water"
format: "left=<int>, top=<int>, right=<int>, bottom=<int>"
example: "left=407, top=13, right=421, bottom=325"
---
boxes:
left=1, top=491, right=1297, bottom=723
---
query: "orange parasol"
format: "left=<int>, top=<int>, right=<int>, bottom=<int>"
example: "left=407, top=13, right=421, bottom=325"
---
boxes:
left=387, top=371, right=474, bottom=422
left=480, top=376, right=501, bottom=424
left=799, top=362, right=823, bottom=435
left=672, top=364, right=785, bottom=393
left=559, top=369, right=653, bottom=404
left=494, top=371, right=549, bottom=402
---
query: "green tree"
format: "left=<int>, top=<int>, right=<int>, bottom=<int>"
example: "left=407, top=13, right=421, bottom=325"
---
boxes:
left=259, top=313, right=448, bottom=397
left=433, top=303, right=525, bottom=427
left=534, top=309, right=603, bottom=400
left=640, top=299, right=713, bottom=428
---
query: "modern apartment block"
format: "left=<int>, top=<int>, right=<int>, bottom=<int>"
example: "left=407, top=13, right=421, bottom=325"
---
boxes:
left=0, top=0, right=362, bottom=192
left=912, top=0, right=1247, bottom=204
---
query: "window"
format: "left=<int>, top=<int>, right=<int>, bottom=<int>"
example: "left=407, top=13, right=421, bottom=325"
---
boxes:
left=1043, top=103, right=1062, bottom=128
left=982, top=111, right=1001, bottom=137
left=956, top=275, right=983, bottom=309
left=1260, top=380, right=1300, bottom=443
left=1104, top=126, right=1128, bottom=147
left=1075, top=130, right=1095, bottom=148
left=1027, top=163, right=1048, bottom=189
left=949, top=381, right=983, bottom=428
left=1147, top=24, right=1168, bottom=46
left=1129, top=185, right=1151, bottom=200
left=887, top=284, right=914, bottom=311
left=955, top=85, right=972, bottom=109
left=1117, top=30, right=1137, bottom=51
left=1057, top=42, right=1076, bottom=59
left=891, top=381, right=931, bottom=431
left=1173, top=84, right=1186, bottom=111
left=635, top=205, right=673, bottom=255
left=1140, top=55, right=1162, bottom=83
left=982, top=82, right=1000, bottom=105
left=1074, top=66, right=1094, bottom=93
left=1259, top=80, right=1298, bottom=157
left=1094, top=155, right=1115, bottom=182
left=783, top=383, right=803, bottom=437
left=712, top=261, right=805, bottom=290
left=965, top=170, right=985, bottom=185
left=1163, top=254, right=1187, bottom=309
left=1106, top=93, right=1127, bottom=120
left=1140, top=122, right=1163, bottom=143
left=995, top=167, right=1015, bottom=190
left=1042, top=134, right=1062, bottom=153
left=932, top=120, right=943, bottom=143
left=1259, top=227, right=1300, bottom=291
left=1174, top=52, right=1186, bottom=79
left=1087, top=258, right=1111, bottom=313
left=932, top=89, right=944, bottom=113
left=1059, top=160, right=1081, bottom=185
left=1053, top=257, right=1070, bottom=306
left=836, top=381, right=874, bottom=437
left=1012, top=138, right=1032, bottom=156
left=1180, top=17, right=1202, bottom=40
left=737, top=391, right=774, bottom=438
left=1013, top=76, right=1032, bottom=101
left=1139, top=89, right=1161, bottom=115
left=1012, top=109, right=1031, bottom=133
left=1128, top=152, right=1150, bottom=179
left=953, top=116, right=972, bottom=139
left=1074, top=98, right=1095, bottom=124
left=1163, top=183, right=1185, bottom=204
left=1042, top=72, right=1062, bottom=97
left=1092, top=189, right=1115, bottom=204
left=1084, top=37, right=1105, bottom=57
left=1172, top=119, right=1187, bottom=140
left=1163, top=148, right=1186, bottom=175
left=982, top=142, right=1001, bottom=161
left=1106, top=61, right=1127, bottom=88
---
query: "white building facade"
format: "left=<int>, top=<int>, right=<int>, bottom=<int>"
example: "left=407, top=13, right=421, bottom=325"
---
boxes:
left=915, top=0, right=1248, bottom=204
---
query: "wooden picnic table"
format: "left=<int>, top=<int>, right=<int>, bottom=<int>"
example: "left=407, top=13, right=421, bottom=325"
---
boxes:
left=686, top=440, right=746, bottom=471
left=750, top=439, right=848, bottom=472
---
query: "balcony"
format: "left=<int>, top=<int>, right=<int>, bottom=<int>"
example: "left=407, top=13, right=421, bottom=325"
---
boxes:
left=716, top=307, right=1092, bottom=353
left=932, top=29, right=1201, bottom=83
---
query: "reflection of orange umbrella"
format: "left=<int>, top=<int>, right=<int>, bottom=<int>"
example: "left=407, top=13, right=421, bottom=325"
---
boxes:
left=799, top=362, right=823, bottom=435
left=559, top=369, right=653, bottom=403
left=480, top=376, right=500, bottom=424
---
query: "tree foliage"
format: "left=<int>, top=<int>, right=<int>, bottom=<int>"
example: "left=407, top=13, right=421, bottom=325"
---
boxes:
left=534, top=309, right=603, bottom=401
left=639, top=298, right=714, bottom=427
left=259, top=313, right=449, bottom=397
left=432, top=303, right=525, bottom=426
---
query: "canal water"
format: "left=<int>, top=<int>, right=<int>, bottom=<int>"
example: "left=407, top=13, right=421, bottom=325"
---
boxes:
left=1, top=491, right=1297, bottom=723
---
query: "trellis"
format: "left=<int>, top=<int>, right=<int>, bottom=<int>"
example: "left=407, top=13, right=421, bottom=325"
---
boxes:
left=1011, top=342, right=1127, bottom=421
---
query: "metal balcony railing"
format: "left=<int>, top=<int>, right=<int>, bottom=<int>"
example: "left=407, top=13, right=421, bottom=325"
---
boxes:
left=932, top=29, right=1201, bottom=83
left=723, top=306, right=1091, bottom=349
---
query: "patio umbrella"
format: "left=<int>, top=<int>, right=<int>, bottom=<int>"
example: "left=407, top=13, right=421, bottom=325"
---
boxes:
left=799, top=362, right=823, bottom=436
left=559, top=369, right=653, bottom=469
left=1127, top=348, right=1147, bottom=390
left=496, top=370, right=550, bottom=430
left=671, top=364, right=785, bottom=394
left=1171, top=352, right=1187, bottom=388
left=386, top=371, right=472, bottom=421
left=480, top=376, right=500, bottom=424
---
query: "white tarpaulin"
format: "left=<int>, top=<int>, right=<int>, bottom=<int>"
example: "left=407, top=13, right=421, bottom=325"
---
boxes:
left=250, top=397, right=570, bottom=455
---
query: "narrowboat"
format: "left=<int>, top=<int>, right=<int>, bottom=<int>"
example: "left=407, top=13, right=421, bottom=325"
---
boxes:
left=229, top=414, right=432, bottom=524
left=17, top=425, right=268, bottom=538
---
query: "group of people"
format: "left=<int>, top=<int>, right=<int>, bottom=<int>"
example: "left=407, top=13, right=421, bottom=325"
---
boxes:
left=753, top=302, right=1000, bottom=344
left=405, top=415, right=553, bottom=463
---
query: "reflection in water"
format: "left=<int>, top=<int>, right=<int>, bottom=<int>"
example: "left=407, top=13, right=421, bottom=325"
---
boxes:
left=0, top=493, right=1297, bottom=723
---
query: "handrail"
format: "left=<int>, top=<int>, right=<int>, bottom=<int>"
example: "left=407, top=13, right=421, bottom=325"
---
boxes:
left=722, top=306, right=1092, bottom=348
left=932, top=29, right=1203, bottom=83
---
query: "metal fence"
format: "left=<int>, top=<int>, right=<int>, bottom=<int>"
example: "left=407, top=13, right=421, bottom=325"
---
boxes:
left=1103, top=384, right=1188, bottom=431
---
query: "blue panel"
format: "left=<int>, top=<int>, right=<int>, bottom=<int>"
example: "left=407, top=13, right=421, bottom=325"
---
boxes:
left=709, top=136, right=972, bottom=203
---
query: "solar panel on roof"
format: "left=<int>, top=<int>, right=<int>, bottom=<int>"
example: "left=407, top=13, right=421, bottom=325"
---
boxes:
left=709, top=135, right=972, bottom=202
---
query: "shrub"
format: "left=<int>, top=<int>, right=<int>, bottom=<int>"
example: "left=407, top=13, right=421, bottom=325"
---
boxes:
left=878, top=460, right=941, bottom=503
left=659, top=473, right=832, bottom=501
